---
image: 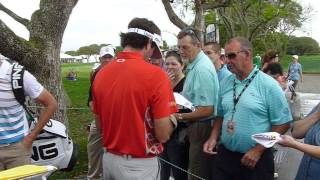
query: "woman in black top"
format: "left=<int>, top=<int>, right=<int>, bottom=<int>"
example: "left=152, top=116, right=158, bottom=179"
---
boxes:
left=160, top=50, right=189, bottom=180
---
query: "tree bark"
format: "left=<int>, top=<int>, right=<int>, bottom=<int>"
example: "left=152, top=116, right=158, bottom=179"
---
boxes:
left=161, top=0, right=230, bottom=44
left=0, top=0, right=78, bottom=122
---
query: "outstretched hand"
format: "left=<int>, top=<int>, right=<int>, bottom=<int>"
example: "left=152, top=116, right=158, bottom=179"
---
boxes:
left=278, top=135, right=297, bottom=148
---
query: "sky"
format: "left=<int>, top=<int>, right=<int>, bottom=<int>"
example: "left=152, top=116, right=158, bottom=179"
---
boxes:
left=0, top=0, right=319, bottom=52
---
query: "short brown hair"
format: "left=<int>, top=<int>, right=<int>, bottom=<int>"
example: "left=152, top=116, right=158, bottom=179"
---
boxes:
left=120, top=18, right=161, bottom=49
left=204, top=42, right=221, bottom=55
left=226, top=37, right=252, bottom=52
left=262, top=50, right=278, bottom=66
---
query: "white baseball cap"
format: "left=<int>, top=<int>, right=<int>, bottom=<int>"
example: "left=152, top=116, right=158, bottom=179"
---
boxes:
left=128, top=28, right=163, bottom=59
left=292, top=55, right=298, bottom=59
left=99, top=45, right=115, bottom=58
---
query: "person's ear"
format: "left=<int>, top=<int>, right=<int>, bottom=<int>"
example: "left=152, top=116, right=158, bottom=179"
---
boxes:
left=147, top=39, right=153, bottom=50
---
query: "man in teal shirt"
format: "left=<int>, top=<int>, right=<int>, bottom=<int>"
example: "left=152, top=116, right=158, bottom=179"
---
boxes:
left=204, top=37, right=291, bottom=180
left=174, top=27, right=219, bottom=180
left=203, top=41, right=232, bottom=82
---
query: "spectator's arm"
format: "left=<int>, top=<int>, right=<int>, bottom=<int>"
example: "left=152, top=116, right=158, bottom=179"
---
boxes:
left=272, top=123, right=290, bottom=135
left=203, top=116, right=222, bottom=154
left=279, top=135, right=320, bottom=159
left=292, top=107, right=320, bottom=139
left=175, top=106, right=213, bottom=122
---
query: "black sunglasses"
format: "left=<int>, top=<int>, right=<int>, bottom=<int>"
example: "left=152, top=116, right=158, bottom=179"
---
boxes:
left=225, top=50, right=247, bottom=59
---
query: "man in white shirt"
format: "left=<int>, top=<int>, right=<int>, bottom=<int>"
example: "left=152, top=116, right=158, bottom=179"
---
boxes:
left=0, top=59, right=57, bottom=170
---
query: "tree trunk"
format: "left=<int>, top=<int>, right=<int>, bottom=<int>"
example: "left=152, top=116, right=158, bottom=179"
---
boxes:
left=0, top=0, right=78, bottom=122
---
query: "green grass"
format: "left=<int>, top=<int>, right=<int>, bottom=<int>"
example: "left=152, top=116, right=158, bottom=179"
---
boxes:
left=280, top=55, right=320, bottom=73
left=50, top=63, right=94, bottom=179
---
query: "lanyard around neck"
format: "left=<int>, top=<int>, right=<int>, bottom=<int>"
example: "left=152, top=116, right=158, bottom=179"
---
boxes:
left=231, top=70, right=259, bottom=119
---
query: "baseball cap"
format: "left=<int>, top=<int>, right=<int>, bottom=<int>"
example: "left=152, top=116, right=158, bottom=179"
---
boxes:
left=128, top=28, right=163, bottom=59
left=99, top=45, right=115, bottom=58
left=292, top=55, right=298, bottom=59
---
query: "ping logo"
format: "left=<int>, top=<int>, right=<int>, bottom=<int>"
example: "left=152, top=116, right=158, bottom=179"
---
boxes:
left=12, top=63, right=24, bottom=89
left=31, top=143, right=59, bottom=161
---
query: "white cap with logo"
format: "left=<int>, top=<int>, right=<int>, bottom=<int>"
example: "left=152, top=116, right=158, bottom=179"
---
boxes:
left=100, top=45, right=115, bottom=58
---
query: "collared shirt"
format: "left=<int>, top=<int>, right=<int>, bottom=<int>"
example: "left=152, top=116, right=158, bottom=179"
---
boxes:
left=0, top=60, right=43, bottom=144
left=295, top=103, right=320, bottom=180
left=217, top=64, right=232, bottom=82
left=92, top=51, right=177, bottom=158
left=288, top=62, right=302, bottom=80
left=218, top=66, right=292, bottom=153
left=182, top=50, right=219, bottom=118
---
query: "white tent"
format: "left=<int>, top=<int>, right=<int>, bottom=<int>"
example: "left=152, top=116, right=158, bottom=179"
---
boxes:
left=60, top=53, right=75, bottom=63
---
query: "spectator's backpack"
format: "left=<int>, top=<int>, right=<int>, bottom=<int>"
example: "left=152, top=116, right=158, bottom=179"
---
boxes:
left=10, top=63, right=78, bottom=171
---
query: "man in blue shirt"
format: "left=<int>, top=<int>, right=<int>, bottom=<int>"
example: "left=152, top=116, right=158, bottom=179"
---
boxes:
left=203, top=42, right=232, bottom=82
left=204, top=37, right=292, bottom=180
left=174, top=27, right=219, bottom=180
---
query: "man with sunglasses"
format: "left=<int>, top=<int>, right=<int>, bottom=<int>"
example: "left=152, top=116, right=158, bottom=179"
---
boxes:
left=204, top=37, right=292, bottom=180
left=175, top=27, right=219, bottom=180
left=92, top=18, right=177, bottom=180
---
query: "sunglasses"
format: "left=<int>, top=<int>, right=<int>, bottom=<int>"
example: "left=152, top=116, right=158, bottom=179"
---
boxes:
left=181, top=28, right=200, bottom=42
left=225, top=50, right=247, bottom=59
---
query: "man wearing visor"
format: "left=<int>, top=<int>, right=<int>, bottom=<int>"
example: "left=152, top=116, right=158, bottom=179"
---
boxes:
left=92, top=18, right=177, bottom=180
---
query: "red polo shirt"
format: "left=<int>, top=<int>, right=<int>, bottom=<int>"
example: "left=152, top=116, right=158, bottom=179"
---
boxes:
left=93, top=51, right=177, bottom=158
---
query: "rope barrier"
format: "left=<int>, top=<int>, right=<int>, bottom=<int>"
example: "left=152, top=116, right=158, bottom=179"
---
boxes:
left=157, top=156, right=206, bottom=180
left=27, top=106, right=89, bottom=110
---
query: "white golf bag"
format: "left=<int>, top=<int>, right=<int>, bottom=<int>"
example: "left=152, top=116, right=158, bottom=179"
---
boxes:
left=30, top=119, right=79, bottom=171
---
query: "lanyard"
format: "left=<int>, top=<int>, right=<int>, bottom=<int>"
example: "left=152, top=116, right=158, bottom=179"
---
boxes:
left=230, top=70, right=259, bottom=121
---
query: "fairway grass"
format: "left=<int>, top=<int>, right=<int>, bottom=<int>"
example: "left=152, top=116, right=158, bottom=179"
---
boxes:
left=51, top=63, right=93, bottom=179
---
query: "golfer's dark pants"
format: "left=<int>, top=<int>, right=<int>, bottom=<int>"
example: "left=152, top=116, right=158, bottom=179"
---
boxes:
left=215, top=145, right=274, bottom=180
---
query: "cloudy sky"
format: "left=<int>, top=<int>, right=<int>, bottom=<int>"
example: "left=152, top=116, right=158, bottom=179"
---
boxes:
left=0, top=0, right=319, bottom=52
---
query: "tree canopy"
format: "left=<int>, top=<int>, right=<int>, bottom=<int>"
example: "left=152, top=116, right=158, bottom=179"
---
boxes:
left=287, top=36, right=320, bottom=55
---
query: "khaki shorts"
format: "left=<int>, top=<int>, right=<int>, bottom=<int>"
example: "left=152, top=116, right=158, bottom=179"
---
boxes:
left=0, top=141, right=31, bottom=170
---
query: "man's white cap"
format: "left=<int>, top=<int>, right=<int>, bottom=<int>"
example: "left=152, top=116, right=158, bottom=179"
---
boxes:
left=128, top=28, right=163, bottom=59
left=292, top=55, right=298, bottom=59
left=99, top=45, right=115, bottom=58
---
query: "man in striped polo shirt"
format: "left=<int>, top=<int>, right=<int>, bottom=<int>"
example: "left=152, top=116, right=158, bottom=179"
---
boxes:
left=0, top=58, right=57, bottom=170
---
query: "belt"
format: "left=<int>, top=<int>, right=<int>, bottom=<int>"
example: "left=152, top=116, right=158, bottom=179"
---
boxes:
left=106, top=149, right=155, bottom=159
left=107, top=150, right=133, bottom=159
